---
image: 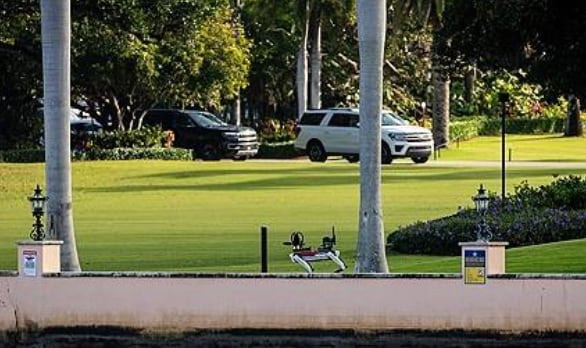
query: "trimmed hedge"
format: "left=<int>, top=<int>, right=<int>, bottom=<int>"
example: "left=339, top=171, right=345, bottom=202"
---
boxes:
left=480, top=117, right=566, bottom=135
left=73, top=148, right=193, bottom=161
left=256, top=141, right=301, bottom=159
left=387, top=176, right=586, bottom=256
left=449, top=119, right=482, bottom=142
left=449, top=116, right=567, bottom=142
left=0, top=149, right=45, bottom=163
left=0, top=148, right=192, bottom=163
left=92, top=126, right=166, bottom=149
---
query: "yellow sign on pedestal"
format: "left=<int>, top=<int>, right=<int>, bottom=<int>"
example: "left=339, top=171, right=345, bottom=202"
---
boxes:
left=464, top=249, right=486, bottom=284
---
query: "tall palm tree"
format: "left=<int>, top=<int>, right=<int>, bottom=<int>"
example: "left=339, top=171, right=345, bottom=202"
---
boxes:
left=355, top=0, right=388, bottom=273
left=41, top=0, right=81, bottom=271
left=432, top=67, right=450, bottom=147
left=355, top=0, right=444, bottom=273
left=296, top=0, right=310, bottom=118
left=232, top=0, right=243, bottom=125
left=309, top=2, right=322, bottom=110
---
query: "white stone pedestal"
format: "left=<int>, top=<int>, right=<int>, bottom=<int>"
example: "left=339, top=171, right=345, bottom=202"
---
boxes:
left=16, top=240, right=63, bottom=277
left=459, top=241, right=509, bottom=276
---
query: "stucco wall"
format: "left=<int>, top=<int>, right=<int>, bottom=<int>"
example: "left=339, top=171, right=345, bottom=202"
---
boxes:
left=0, top=273, right=584, bottom=332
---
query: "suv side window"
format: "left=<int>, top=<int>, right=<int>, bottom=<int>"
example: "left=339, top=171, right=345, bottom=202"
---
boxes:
left=142, top=112, right=163, bottom=128
left=176, top=113, right=194, bottom=127
left=300, top=112, right=326, bottom=125
left=328, top=113, right=358, bottom=127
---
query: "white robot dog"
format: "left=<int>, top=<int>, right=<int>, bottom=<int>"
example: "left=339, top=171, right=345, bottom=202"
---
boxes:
left=283, top=227, right=346, bottom=273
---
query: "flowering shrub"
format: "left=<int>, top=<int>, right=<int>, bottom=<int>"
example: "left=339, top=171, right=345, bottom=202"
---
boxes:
left=257, top=118, right=297, bottom=143
left=387, top=176, right=586, bottom=255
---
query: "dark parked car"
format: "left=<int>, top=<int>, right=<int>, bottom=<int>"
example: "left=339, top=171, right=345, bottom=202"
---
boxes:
left=142, top=109, right=258, bottom=160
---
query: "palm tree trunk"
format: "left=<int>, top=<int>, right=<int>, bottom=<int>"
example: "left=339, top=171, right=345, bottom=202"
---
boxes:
left=432, top=69, right=450, bottom=148
left=464, top=64, right=475, bottom=104
left=41, top=0, right=81, bottom=272
left=232, top=0, right=243, bottom=125
left=355, top=0, right=389, bottom=273
left=565, top=95, right=583, bottom=136
left=232, top=96, right=241, bottom=126
left=309, top=5, right=322, bottom=109
left=296, top=0, right=309, bottom=119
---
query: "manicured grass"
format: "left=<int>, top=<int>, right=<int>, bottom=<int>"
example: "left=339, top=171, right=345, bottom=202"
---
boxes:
left=439, top=134, right=586, bottom=162
left=1, top=160, right=585, bottom=272
left=390, top=239, right=586, bottom=274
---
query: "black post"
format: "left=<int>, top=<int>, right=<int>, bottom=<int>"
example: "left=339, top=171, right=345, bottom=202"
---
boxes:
left=260, top=225, right=268, bottom=273
left=499, top=93, right=509, bottom=204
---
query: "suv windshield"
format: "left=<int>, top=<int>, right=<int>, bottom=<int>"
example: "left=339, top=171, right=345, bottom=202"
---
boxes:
left=186, top=111, right=227, bottom=127
left=382, top=112, right=410, bottom=126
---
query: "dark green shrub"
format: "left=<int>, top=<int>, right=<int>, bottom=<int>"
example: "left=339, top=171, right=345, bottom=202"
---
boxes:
left=73, top=148, right=193, bottom=161
left=257, top=119, right=297, bottom=143
left=1, top=147, right=192, bottom=162
left=0, top=149, right=45, bottom=163
left=257, top=142, right=301, bottom=159
left=479, top=117, right=565, bottom=135
left=387, top=176, right=586, bottom=255
left=512, top=176, right=586, bottom=210
left=93, top=126, right=165, bottom=149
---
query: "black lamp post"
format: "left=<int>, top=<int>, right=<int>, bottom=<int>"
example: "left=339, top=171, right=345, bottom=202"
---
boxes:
left=472, top=184, right=492, bottom=242
left=28, top=185, right=47, bottom=241
left=498, top=92, right=510, bottom=204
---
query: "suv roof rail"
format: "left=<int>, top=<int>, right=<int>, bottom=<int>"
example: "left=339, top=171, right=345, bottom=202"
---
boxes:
left=306, top=107, right=356, bottom=112
left=329, top=107, right=355, bottom=111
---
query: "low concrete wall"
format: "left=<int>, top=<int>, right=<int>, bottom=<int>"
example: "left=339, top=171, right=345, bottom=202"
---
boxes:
left=0, top=272, right=584, bottom=332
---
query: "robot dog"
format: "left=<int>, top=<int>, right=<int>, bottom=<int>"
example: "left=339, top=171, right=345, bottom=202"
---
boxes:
left=283, top=227, right=346, bottom=273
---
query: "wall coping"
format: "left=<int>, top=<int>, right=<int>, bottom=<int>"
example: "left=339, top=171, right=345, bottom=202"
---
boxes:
left=43, top=272, right=462, bottom=279
left=35, top=271, right=586, bottom=280
left=0, top=271, right=18, bottom=277
left=15, top=240, right=63, bottom=246
left=458, top=241, right=510, bottom=247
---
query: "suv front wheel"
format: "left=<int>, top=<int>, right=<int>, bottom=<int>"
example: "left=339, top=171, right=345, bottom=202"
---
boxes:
left=381, top=143, right=393, bottom=164
left=199, top=143, right=221, bottom=161
left=411, top=156, right=429, bottom=164
left=307, top=140, right=327, bottom=162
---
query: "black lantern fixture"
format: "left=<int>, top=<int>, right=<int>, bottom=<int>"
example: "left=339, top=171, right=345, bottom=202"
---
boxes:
left=472, top=184, right=492, bottom=242
left=28, top=185, right=47, bottom=241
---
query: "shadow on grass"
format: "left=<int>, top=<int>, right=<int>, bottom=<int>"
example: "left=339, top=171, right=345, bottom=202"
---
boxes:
left=506, top=134, right=566, bottom=142
left=85, top=168, right=582, bottom=193
left=131, top=165, right=360, bottom=180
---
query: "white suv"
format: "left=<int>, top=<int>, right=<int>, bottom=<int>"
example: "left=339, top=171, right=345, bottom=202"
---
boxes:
left=294, top=108, right=433, bottom=164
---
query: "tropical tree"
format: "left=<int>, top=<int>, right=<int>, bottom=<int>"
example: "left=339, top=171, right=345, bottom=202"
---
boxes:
left=72, top=0, right=250, bottom=130
left=355, top=0, right=388, bottom=273
left=40, top=0, right=80, bottom=271
left=438, top=0, right=585, bottom=136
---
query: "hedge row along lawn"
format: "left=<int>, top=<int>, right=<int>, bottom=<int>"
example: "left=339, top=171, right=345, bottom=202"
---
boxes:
left=439, top=134, right=586, bottom=162
left=1, top=160, right=585, bottom=272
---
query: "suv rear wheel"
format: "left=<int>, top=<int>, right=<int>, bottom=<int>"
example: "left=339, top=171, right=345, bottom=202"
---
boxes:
left=307, top=140, right=327, bottom=162
left=199, top=143, right=221, bottom=161
left=411, top=156, right=429, bottom=164
left=344, top=155, right=359, bottom=163
left=381, top=143, right=393, bottom=164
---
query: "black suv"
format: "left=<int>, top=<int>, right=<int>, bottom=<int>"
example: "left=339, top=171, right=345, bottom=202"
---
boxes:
left=142, top=109, right=258, bottom=160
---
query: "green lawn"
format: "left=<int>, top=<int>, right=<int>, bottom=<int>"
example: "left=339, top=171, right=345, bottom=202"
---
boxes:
left=390, top=239, right=586, bottom=273
left=439, top=134, right=586, bottom=162
left=1, top=160, right=585, bottom=273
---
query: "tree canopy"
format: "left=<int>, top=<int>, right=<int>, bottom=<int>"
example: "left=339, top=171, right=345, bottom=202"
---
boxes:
left=0, top=0, right=251, bottom=132
left=437, top=0, right=586, bottom=101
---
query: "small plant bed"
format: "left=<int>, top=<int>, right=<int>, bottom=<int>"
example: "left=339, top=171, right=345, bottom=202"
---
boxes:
left=387, top=175, right=586, bottom=256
